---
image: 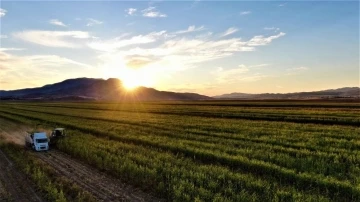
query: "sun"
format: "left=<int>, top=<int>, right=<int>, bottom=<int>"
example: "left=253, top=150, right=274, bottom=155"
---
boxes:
left=122, top=77, right=140, bottom=90
left=101, top=60, right=156, bottom=90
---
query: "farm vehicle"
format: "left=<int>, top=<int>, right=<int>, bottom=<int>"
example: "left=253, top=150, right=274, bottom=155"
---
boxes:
left=25, top=125, right=66, bottom=151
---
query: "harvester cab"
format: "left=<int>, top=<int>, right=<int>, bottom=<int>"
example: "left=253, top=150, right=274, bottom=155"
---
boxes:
left=49, top=128, right=66, bottom=145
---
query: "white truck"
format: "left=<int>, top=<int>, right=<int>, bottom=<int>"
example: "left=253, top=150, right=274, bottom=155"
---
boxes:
left=25, top=132, right=49, bottom=151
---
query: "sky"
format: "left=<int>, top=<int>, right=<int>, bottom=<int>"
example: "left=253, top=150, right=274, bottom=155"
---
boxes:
left=0, top=0, right=359, bottom=96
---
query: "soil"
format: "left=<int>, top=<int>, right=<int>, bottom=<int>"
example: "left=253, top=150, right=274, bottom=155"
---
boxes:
left=0, top=148, right=44, bottom=202
left=0, top=117, right=160, bottom=202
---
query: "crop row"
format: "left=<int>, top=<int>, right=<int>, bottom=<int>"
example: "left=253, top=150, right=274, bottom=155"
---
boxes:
left=0, top=107, right=359, bottom=200
left=0, top=107, right=359, bottom=182
left=0, top=112, right=334, bottom=201
left=5, top=103, right=360, bottom=126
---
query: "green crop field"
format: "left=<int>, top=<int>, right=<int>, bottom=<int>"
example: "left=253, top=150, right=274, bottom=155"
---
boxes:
left=0, top=101, right=359, bottom=201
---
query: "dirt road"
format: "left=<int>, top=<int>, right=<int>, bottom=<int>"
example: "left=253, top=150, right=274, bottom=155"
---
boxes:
left=0, top=117, right=30, bottom=145
left=0, top=117, right=160, bottom=202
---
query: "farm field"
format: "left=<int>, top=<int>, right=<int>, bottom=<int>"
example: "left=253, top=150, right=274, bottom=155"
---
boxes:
left=0, top=101, right=359, bottom=202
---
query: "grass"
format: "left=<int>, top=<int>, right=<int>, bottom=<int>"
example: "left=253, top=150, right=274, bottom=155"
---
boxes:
left=0, top=101, right=359, bottom=201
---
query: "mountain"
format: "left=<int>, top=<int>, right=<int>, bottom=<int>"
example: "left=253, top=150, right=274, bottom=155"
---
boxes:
left=0, top=78, right=210, bottom=101
left=214, top=87, right=360, bottom=99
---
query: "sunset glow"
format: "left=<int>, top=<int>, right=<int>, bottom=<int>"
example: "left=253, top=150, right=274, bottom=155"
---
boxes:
left=0, top=1, right=358, bottom=95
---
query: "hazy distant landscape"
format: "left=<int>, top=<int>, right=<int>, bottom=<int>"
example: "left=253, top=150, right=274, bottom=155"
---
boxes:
left=1, top=78, right=359, bottom=100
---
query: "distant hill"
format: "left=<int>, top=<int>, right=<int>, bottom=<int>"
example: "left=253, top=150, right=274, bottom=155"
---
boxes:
left=0, top=78, right=210, bottom=101
left=214, top=87, right=360, bottom=99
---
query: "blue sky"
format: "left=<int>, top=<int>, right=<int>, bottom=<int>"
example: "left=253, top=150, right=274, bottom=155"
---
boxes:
left=0, top=1, right=358, bottom=95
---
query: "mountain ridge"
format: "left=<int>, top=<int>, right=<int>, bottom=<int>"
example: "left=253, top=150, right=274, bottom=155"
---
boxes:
left=214, top=87, right=360, bottom=99
left=0, top=78, right=210, bottom=101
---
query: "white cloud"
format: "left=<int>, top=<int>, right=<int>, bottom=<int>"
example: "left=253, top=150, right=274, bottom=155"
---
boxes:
left=0, top=35, right=7, bottom=39
left=0, top=48, right=25, bottom=51
left=286, top=66, right=309, bottom=75
left=247, top=32, right=286, bottom=46
left=217, top=65, right=249, bottom=82
left=214, top=65, right=268, bottom=83
left=142, top=7, right=167, bottom=18
left=13, top=30, right=91, bottom=48
left=220, top=27, right=238, bottom=37
left=278, top=3, right=287, bottom=7
left=264, top=27, right=280, bottom=32
left=88, top=31, right=167, bottom=51
left=91, top=29, right=284, bottom=83
left=287, top=66, right=308, bottom=71
left=126, top=8, right=137, bottom=16
left=249, top=64, right=270, bottom=68
left=174, top=25, right=205, bottom=34
left=26, top=55, right=91, bottom=68
left=0, top=50, right=92, bottom=89
left=49, top=19, right=67, bottom=27
left=240, top=11, right=251, bottom=15
left=0, top=8, right=7, bottom=17
left=86, top=18, right=103, bottom=26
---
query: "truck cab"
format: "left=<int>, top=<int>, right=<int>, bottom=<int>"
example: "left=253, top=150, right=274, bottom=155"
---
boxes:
left=26, top=132, right=49, bottom=151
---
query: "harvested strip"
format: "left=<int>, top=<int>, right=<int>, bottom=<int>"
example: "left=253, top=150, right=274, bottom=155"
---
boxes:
left=36, top=150, right=160, bottom=202
left=0, top=148, right=44, bottom=202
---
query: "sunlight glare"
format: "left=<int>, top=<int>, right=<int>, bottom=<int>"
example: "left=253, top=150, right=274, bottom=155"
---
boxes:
left=102, top=60, right=155, bottom=90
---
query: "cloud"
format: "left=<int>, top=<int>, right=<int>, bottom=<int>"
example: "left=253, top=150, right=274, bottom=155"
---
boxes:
left=13, top=30, right=91, bottom=48
left=49, top=19, right=67, bottom=27
left=216, top=65, right=249, bottom=82
left=126, top=8, right=137, bottom=16
left=0, top=50, right=92, bottom=89
left=240, top=11, right=251, bottom=15
left=264, top=27, right=280, bottom=32
left=86, top=18, right=103, bottom=26
left=0, top=35, right=7, bottom=39
left=189, top=0, right=202, bottom=9
left=278, top=3, right=287, bottom=7
left=0, top=48, right=25, bottom=51
left=92, top=29, right=284, bottom=82
left=214, top=65, right=269, bottom=83
left=247, top=32, right=286, bottom=46
left=142, top=7, right=167, bottom=18
left=220, top=27, right=238, bottom=37
left=0, top=8, right=7, bottom=17
left=88, top=31, right=167, bottom=51
left=174, top=25, right=205, bottom=34
left=125, top=57, right=153, bottom=69
left=286, top=66, right=309, bottom=75
left=249, top=64, right=270, bottom=68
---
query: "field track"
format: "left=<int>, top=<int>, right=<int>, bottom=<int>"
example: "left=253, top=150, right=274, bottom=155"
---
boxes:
left=0, top=148, right=44, bottom=202
left=36, top=150, right=159, bottom=202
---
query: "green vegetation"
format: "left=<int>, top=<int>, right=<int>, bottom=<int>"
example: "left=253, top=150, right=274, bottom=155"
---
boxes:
left=0, top=101, right=359, bottom=201
left=0, top=139, right=96, bottom=202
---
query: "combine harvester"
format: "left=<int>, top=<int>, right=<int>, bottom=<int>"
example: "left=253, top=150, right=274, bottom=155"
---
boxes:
left=49, top=128, right=66, bottom=146
left=25, top=125, right=66, bottom=151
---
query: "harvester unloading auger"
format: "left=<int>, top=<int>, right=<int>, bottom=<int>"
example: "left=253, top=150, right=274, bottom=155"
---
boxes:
left=25, top=123, right=66, bottom=151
